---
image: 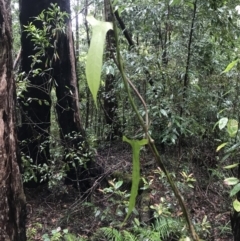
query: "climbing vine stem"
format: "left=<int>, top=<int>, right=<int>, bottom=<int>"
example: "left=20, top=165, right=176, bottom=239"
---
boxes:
left=110, top=2, right=200, bottom=240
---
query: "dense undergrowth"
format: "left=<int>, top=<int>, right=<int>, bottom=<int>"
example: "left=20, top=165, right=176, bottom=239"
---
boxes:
left=25, top=142, right=233, bottom=241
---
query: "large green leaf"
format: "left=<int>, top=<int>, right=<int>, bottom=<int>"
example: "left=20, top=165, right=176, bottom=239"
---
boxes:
left=86, top=16, right=113, bottom=106
left=122, top=136, right=148, bottom=223
left=227, top=119, right=238, bottom=137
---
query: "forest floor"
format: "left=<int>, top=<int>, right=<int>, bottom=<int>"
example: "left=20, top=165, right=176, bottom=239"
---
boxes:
left=25, top=142, right=233, bottom=241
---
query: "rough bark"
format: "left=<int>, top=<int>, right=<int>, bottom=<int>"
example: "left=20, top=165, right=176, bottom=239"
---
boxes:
left=0, top=0, right=26, bottom=240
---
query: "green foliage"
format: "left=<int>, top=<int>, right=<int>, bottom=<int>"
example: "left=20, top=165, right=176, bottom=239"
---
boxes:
left=27, top=223, right=42, bottom=241
left=217, top=117, right=240, bottom=212
left=154, top=216, right=183, bottom=240
left=12, top=0, right=239, bottom=239
left=42, top=228, right=87, bottom=241
left=24, top=3, right=68, bottom=69
left=95, top=178, right=132, bottom=224
left=90, top=215, right=188, bottom=241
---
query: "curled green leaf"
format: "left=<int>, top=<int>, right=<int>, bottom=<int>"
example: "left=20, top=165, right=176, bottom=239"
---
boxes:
left=122, top=136, right=148, bottom=223
left=86, top=16, right=113, bottom=107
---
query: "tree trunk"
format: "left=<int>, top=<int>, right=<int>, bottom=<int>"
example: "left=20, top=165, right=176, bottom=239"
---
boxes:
left=231, top=163, right=240, bottom=240
left=18, top=0, right=102, bottom=193
left=0, top=0, right=26, bottom=240
left=18, top=0, right=53, bottom=186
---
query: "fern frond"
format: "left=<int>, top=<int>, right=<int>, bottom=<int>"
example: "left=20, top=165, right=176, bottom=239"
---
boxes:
left=154, top=216, right=182, bottom=240
left=91, top=227, right=123, bottom=241
left=147, top=231, right=161, bottom=241
left=122, top=230, right=138, bottom=241
left=134, top=227, right=161, bottom=241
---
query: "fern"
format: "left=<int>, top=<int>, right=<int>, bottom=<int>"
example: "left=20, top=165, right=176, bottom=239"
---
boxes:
left=91, top=227, right=123, bottom=241
left=90, top=220, right=183, bottom=241
left=136, top=229, right=161, bottom=241
left=64, top=233, right=88, bottom=241
left=154, top=216, right=183, bottom=240
left=122, top=230, right=138, bottom=241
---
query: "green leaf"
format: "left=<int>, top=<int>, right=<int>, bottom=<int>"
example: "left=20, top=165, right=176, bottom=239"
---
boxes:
left=160, top=109, right=168, bottom=117
left=86, top=16, right=113, bottom=107
left=218, top=117, right=228, bottom=130
left=224, top=177, right=239, bottom=186
left=227, top=119, right=238, bottom=137
left=233, top=199, right=240, bottom=212
left=222, top=59, right=238, bottom=74
left=122, top=136, right=148, bottom=223
left=223, top=163, right=239, bottom=169
left=115, top=180, right=123, bottom=190
left=230, top=183, right=240, bottom=197
left=216, top=142, right=228, bottom=152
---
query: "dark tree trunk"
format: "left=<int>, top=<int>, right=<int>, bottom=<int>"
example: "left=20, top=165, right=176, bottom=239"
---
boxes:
left=50, top=1, right=96, bottom=192
left=18, top=0, right=102, bottom=193
left=18, top=0, right=53, bottom=186
left=231, top=162, right=240, bottom=240
left=103, top=0, right=121, bottom=140
left=0, top=0, right=26, bottom=240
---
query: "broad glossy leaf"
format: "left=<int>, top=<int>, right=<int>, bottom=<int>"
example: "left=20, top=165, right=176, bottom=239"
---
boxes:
left=230, top=183, right=240, bottom=197
left=122, top=136, right=148, bottom=223
left=233, top=199, right=240, bottom=212
left=224, top=177, right=239, bottom=186
left=218, top=117, right=228, bottom=130
left=86, top=16, right=113, bottom=107
left=227, top=119, right=238, bottom=137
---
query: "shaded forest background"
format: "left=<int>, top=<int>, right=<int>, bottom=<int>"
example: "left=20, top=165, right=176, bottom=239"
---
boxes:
left=6, top=0, right=240, bottom=240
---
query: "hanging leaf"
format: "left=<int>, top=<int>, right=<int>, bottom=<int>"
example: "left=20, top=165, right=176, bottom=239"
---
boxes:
left=221, top=59, right=238, bottom=74
left=230, top=183, right=240, bottom=197
left=227, top=119, right=238, bottom=137
left=224, top=177, right=239, bottom=186
left=86, top=16, right=113, bottom=107
left=233, top=199, right=240, bottom=212
left=122, top=136, right=148, bottom=223
left=218, top=117, right=228, bottom=130
left=216, top=142, right=228, bottom=152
